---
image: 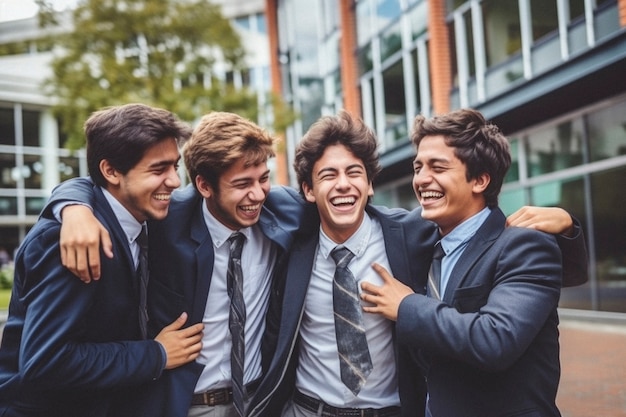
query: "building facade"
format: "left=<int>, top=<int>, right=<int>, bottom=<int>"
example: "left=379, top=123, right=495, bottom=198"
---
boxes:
left=265, top=0, right=626, bottom=314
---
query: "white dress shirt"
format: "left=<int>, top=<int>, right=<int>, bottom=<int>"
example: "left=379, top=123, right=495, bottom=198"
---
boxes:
left=194, top=201, right=277, bottom=392
left=100, top=188, right=145, bottom=269
left=295, top=213, right=400, bottom=408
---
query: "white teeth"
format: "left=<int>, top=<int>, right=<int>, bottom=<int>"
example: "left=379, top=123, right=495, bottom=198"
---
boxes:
left=240, top=204, right=259, bottom=212
left=421, top=191, right=443, bottom=199
left=154, top=194, right=171, bottom=201
left=331, top=197, right=355, bottom=205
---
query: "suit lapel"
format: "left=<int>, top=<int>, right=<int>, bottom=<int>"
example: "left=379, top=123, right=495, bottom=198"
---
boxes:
left=275, top=233, right=318, bottom=356
left=189, top=202, right=214, bottom=324
left=443, top=208, right=506, bottom=303
left=369, top=206, right=412, bottom=285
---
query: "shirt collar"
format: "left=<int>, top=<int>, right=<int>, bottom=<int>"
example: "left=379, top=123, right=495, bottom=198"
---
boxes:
left=440, top=207, right=491, bottom=256
left=318, top=212, right=373, bottom=261
left=100, top=187, right=144, bottom=244
left=202, top=199, right=253, bottom=249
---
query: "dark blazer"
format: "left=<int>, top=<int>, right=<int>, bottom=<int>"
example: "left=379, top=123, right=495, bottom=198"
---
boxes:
left=0, top=186, right=164, bottom=417
left=261, top=204, right=437, bottom=417
left=397, top=208, right=563, bottom=417
left=139, top=184, right=310, bottom=417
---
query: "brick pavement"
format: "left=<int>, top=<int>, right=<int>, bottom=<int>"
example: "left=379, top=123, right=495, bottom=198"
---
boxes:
left=558, top=320, right=626, bottom=417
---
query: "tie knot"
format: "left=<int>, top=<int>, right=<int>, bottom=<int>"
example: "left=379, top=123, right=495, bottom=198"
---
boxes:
left=136, top=224, right=148, bottom=251
left=433, top=241, right=445, bottom=260
left=228, top=232, right=245, bottom=259
left=331, top=246, right=355, bottom=268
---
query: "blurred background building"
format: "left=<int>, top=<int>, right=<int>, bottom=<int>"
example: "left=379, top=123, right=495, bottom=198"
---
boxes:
left=1, top=0, right=625, bottom=315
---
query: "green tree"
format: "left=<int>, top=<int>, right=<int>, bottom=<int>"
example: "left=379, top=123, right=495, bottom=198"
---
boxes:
left=37, top=0, right=260, bottom=149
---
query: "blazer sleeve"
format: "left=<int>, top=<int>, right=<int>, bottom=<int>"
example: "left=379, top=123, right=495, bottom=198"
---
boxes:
left=396, top=229, right=562, bottom=372
left=15, top=222, right=164, bottom=390
left=39, top=177, right=96, bottom=220
left=557, top=216, right=589, bottom=287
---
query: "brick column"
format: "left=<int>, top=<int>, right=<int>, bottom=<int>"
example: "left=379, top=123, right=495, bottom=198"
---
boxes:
left=428, top=0, right=452, bottom=114
left=620, top=0, right=626, bottom=27
left=265, top=0, right=289, bottom=185
left=339, top=0, right=362, bottom=117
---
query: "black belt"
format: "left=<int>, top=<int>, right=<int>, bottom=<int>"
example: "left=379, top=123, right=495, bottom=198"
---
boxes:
left=294, top=390, right=400, bottom=417
left=191, top=378, right=261, bottom=407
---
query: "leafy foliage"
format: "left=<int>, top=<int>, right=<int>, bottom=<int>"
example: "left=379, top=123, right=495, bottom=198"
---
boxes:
left=37, top=0, right=261, bottom=149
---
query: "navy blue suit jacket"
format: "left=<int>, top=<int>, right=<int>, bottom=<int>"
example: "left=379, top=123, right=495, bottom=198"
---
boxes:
left=397, top=208, right=563, bottom=417
left=0, top=186, right=164, bottom=417
left=140, top=184, right=310, bottom=417
left=262, top=205, right=436, bottom=417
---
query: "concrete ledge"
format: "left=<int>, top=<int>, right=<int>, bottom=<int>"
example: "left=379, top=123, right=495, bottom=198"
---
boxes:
left=559, top=307, right=626, bottom=327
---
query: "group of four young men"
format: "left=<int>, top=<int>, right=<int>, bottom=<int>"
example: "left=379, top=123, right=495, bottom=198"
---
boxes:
left=0, top=103, right=587, bottom=417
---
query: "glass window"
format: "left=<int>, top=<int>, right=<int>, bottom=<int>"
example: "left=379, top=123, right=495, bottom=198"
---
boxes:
left=587, top=99, right=626, bottom=162
left=358, top=44, right=374, bottom=74
left=0, top=198, right=17, bottom=216
left=380, top=21, right=402, bottom=61
left=527, top=176, right=592, bottom=310
left=59, top=156, right=80, bottom=182
left=482, top=0, right=522, bottom=67
left=590, top=167, right=626, bottom=313
left=256, top=13, right=267, bottom=34
left=375, top=0, right=402, bottom=32
left=568, top=0, right=586, bottom=22
left=0, top=108, right=15, bottom=146
left=357, top=0, right=373, bottom=46
left=499, top=188, right=526, bottom=216
left=26, top=197, right=46, bottom=216
left=22, top=154, right=43, bottom=189
left=0, top=153, right=16, bottom=188
left=505, top=137, right=520, bottom=183
left=408, top=1, right=427, bottom=41
left=525, top=118, right=586, bottom=177
left=382, top=60, right=407, bottom=146
left=530, top=0, right=558, bottom=42
left=411, top=48, right=423, bottom=114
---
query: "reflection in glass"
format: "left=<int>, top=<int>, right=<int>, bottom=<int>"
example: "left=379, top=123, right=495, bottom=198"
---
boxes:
left=525, top=119, right=585, bottom=177
left=587, top=99, right=626, bottom=162
left=0, top=197, right=17, bottom=215
left=26, top=197, right=46, bottom=216
left=0, top=153, right=16, bottom=188
left=382, top=60, right=407, bottom=146
left=22, top=154, right=43, bottom=189
left=481, top=0, right=521, bottom=67
left=590, top=167, right=626, bottom=313
left=0, top=108, right=16, bottom=146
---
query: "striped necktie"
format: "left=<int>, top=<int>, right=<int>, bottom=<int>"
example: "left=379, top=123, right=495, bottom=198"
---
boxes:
left=136, top=224, right=149, bottom=339
left=331, top=246, right=373, bottom=396
left=428, top=242, right=445, bottom=300
left=227, top=232, right=246, bottom=416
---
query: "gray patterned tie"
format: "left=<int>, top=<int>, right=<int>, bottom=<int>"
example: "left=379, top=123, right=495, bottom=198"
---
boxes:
left=331, top=246, right=373, bottom=396
left=428, top=242, right=445, bottom=300
left=227, top=232, right=246, bottom=417
left=136, top=224, right=149, bottom=339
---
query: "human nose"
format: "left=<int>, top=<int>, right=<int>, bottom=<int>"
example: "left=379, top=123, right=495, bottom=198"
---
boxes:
left=335, top=172, right=350, bottom=189
left=413, top=167, right=431, bottom=187
left=165, top=166, right=181, bottom=189
left=248, top=182, right=266, bottom=201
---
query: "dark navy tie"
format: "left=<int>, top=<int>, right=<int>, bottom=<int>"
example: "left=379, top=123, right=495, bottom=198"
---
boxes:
left=428, top=242, right=445, bottom=300
left=331, top=246, right=373, bottom=396
left=227, top=232, right=246, bottom=417
left=136, top=224, right=149, bottom=339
